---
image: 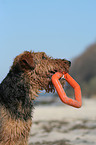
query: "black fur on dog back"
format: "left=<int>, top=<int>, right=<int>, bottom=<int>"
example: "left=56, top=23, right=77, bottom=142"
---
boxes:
left=0, top=69, right=33, bottom=121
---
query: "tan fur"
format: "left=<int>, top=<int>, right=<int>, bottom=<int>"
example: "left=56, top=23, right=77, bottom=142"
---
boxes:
left=0, top=105, right=32, bottom=145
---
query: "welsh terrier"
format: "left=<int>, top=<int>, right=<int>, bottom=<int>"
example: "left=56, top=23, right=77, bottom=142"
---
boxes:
left=0, top=51, right=71, bottom=145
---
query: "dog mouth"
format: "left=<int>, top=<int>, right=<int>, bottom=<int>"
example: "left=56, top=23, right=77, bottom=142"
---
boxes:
left=47, top=69, right=65, bottom=93
left=48, top=67, right=69, bottom=78
left=49, top=69, right=65, bottom=75
left=48, top=69, right=63, bottom=79
left=49, top=70, right=58, bottom=76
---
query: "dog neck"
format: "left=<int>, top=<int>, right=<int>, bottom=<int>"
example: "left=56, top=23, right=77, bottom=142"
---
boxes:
left=0, top=70, right=33, bottom=121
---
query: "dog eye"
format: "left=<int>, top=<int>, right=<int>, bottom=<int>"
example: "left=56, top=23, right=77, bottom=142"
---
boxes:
left=22, top=60, right=27, bottom=63
left=42, top=55, right=46, bottom=59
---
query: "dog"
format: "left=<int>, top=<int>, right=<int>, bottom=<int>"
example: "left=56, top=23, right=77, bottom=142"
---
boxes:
left=0, top=51, right=71, bottom=145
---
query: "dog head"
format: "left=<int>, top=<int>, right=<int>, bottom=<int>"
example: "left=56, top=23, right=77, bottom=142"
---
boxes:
left=11, top=51, right=71, bottom=97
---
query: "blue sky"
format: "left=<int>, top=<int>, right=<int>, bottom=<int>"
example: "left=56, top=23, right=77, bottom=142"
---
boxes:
left=0, top=0, right=96, bottom=82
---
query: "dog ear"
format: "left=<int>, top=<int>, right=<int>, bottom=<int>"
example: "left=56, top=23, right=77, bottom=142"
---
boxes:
left=19, top=52, right=35, bottom=70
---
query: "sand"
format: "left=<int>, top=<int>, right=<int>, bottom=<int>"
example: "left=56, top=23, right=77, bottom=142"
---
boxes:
left=29, top=98, right=96, bottom=145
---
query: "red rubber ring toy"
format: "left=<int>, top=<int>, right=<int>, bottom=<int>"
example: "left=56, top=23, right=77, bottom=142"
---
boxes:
left=51, top=72, right=82, bottom=108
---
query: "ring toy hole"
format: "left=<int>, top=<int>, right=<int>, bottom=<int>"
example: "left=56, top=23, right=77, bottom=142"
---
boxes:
left=52, top=72, right=82, bottom=108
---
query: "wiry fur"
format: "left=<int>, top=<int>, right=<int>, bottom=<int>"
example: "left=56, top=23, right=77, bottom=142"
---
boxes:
left=0, top=51, right=71, bottom=145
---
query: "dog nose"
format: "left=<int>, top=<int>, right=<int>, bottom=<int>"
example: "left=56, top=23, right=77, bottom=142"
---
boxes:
left=68, top=61, right=71, bottom=67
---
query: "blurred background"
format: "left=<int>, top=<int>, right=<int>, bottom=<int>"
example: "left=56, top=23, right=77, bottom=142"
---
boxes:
left=0, top=1, right=96, bottom=145
left=0, top=0, right=96, bottom=97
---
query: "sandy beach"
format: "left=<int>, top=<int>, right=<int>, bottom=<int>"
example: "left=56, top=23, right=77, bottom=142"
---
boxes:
left=29, top=98, right=96, bottom=145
